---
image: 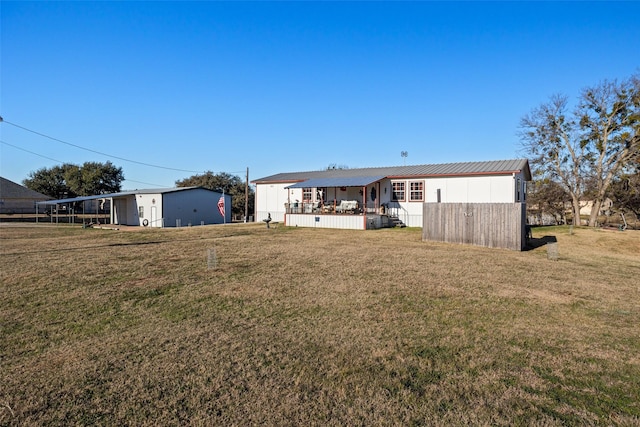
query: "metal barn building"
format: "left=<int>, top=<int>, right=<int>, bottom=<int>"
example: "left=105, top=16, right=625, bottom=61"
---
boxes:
left=38, top=187, right=231, bottom=227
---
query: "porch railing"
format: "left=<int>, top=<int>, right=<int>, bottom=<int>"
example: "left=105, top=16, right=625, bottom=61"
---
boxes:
left=284, top=201, right=366, bottom=215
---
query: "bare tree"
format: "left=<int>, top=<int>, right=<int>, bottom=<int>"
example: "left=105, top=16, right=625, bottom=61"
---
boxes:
left=326, top=163, right=349, bottom=170
left=527, top=177, right=571, bottom=225
left=520, top=74, right=639, bottom=226
left=609, top=158, right=640, bottom=226
left=520, top=94, right=587, bottom=225
left=579, top=76, right=640, bottom=226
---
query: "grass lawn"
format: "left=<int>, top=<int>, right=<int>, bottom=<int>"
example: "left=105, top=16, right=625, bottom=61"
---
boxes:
left=1, top=223, right=639, bottom=425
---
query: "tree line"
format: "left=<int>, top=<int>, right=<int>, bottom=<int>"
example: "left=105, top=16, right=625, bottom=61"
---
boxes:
left=23, top=162, right=124, bottom=199
left=520, top=73, right=639, bottom=226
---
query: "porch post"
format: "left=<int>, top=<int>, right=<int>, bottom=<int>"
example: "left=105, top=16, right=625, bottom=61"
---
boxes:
left=285, top=189, right=291, bottom=224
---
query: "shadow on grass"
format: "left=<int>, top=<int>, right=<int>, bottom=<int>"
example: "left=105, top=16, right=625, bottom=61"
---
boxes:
left=524, top=235, right=557, bottom=251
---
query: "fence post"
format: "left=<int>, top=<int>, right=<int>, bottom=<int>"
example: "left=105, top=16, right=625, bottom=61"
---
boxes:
left=547, top=242, right=559, bottom=260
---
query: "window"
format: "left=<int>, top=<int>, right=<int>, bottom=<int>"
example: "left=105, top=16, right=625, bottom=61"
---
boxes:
left=409, top=181, right=424, bottom=201
left=302, top=188, right=313, bottom=202
left=516, top=178, right=522, bottom=202
left=138, top=206, right=144, bottom=218
left=392, top=181, right=405, bottom=201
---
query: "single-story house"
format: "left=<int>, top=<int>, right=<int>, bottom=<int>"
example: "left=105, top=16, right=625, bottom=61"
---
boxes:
left=37, top=187, right=231, bottom=227
left=0, top=177, right=52, bottom=215
left=579, top=198, right=613, bottom=217
left=252, top=158, right=531, bottom=232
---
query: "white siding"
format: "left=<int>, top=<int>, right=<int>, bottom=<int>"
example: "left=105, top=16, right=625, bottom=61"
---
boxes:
left=286, top=213, right=365, bottom=230
left=256, top=183, right=292, bottom=222
left=425, top=175, right=515, bottom=203
left=125, top=195, right=141, bottom=225
left=255, top=172, right=524, bottom=229
left=137, top=193, right=163, bottom=227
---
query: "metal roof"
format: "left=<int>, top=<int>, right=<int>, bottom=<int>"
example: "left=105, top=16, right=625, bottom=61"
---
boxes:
left=37, top=195, right=106, bottom=205
left=36, top=186, right=206, bottom=205
left=286, top=176, right=386, bottom=189
left=0, top=177, right=52, bottom=200
left=253, top=159, right=531, bottom=184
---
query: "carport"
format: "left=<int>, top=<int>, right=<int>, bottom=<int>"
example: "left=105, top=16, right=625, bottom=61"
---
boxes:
left=36, top=195, right=113, bottom=225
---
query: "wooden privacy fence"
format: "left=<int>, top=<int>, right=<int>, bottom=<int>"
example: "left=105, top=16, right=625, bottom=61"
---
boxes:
left=422, top=203, right=527, bottom=251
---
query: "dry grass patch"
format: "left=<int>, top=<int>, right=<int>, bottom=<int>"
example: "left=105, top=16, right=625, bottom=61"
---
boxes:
left=1, top=223, right=639, bottom=425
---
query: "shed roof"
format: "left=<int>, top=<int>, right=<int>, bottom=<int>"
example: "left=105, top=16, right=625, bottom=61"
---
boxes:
left=253, top=159, right=531, bottom=184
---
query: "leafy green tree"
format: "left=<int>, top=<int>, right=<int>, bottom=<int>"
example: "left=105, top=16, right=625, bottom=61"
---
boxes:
left=23, top=162, right=124, bottom=198
left=22, top=164, right=69, bottom=198
left=520, top=74, right=640, bottom=226
left=64, top=161, right=124, bottom=196
left=175, top=171, right=253, bottom=219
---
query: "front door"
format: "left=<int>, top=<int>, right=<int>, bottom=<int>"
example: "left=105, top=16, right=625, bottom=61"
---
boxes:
left=151, top=206, right=157, bottom=228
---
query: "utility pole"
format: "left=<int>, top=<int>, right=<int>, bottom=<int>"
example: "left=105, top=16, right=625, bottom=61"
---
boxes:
left=245, top=167, right=249, bottom=223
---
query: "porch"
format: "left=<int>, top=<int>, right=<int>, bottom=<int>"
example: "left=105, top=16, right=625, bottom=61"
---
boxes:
left=284, top=200, right=377, bottom=215
left=284, top=211, right=399, bottom=230
left=274, top=175, right=413, bottom=229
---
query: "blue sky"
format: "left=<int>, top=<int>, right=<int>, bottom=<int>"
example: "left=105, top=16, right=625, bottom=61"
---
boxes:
left=1, top=1, right=639, bottom=190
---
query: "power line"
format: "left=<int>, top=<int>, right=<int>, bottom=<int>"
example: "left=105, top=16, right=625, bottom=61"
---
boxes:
left=1, top=118, right=206, bottom=174
left=0, top=139, right=65, bottom=163
left=2, top=139, right=172, bottom=187
left=3, top=137, right=246, bottom=185
left=124, top=179, right=168, bottom=188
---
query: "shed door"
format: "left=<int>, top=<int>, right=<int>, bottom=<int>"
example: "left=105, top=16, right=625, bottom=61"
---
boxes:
left=151, top=206, right=157, bottom=227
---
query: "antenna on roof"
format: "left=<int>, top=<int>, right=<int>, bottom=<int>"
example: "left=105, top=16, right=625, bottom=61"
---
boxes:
left=401, top=151, right=408, bottom=166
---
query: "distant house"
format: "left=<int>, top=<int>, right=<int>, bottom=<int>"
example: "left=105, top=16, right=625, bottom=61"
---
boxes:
left=527, top=198, right=614, bottom=226
left=0, top=177, right=52, bottom=215
left=38, top=187, right=231, bottom=227
left=579, top=198, right=613, bottom=217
